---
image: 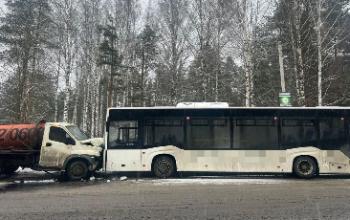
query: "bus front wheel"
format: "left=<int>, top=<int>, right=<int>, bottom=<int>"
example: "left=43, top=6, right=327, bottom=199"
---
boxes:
left=293, top=156, right=318, bottom=179
left=152, top=155, right=176, bottom=178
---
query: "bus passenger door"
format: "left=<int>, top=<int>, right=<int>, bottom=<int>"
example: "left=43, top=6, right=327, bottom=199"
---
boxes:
left=105, top=121, right=143, bottom=172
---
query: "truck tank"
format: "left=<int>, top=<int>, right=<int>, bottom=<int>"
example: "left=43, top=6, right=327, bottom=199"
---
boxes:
left=0, top=121, right=45, bottom=152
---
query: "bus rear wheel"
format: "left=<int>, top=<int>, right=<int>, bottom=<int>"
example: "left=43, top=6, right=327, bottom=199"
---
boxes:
left=293, top=156, right=318, bottom=179
left=152, top=156, right=176, bottom=178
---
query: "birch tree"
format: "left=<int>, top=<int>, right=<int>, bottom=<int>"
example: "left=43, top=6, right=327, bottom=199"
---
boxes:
left=157, top=0, right=188, bottom=105
left=316, top=0, right=323, bottom=106
left=53, top=0, right=79, bottom=122
left=310, top=0, right=350, bottom=106
left=229, top=0, right=260, bottom=107
left=76, top=0, right=101, bottom=136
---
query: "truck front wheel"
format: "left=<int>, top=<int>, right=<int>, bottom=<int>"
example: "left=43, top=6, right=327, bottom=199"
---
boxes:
left=66, top=160, right=90, bottom=181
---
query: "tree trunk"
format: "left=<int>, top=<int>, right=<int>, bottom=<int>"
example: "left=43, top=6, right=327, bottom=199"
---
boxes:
left=141, top=48, right=146, bottom=107
left=63, top=62, right=71, bottom=122
left=278, top=41, right=286, bottom=93
left=288, top=6, right=300, bottom=106
left=54, top=51, right=61, bottom=122
left=19, top=47, right=30, bottom=122
left=316, top=0, right=323, bottom=106
left=294, top=0, right=306, bottom=106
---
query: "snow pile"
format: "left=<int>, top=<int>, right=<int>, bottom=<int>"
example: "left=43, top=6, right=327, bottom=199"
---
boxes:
left=14, top=179, right=55, bottom=184
left=104, top=176, right=128, bottom=182
left=120, top=176, right=128, bottom=181
left=149, top=178, right=291, bottom=186
left=16, top=167, right=46, bottom=175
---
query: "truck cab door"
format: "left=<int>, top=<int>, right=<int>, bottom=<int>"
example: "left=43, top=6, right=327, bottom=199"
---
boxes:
left=39, top=126, right=75, bottom=168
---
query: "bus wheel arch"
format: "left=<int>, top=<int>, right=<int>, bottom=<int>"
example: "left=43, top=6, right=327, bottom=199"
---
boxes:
left=292, top=155, right=319, bottom=178
left=151, top=154, right=177, bottom=178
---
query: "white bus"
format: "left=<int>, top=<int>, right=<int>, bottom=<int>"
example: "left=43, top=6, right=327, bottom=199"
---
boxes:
left=103, top=103, right=350, bottom=179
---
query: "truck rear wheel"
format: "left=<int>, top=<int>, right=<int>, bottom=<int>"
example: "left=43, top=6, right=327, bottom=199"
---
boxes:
left=2, top=164, right=19, bottom=176
left=66, top=160, right=90, bottom=181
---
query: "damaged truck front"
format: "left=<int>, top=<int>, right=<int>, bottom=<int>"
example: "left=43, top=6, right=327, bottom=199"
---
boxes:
left=0, top=121, right=103, bottom=180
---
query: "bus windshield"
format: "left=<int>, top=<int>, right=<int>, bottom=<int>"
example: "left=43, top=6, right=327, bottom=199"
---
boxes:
left=66, top=125, right=89, bottom=141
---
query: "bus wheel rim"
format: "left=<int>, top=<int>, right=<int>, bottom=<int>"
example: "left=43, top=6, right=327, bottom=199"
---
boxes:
left=298, top=161, right=312, bottom=175
left=157, top=160, right=171, bottom=175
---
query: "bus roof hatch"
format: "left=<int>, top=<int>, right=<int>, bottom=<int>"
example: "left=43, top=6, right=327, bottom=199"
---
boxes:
left=176, top=102, right=230, bottom=108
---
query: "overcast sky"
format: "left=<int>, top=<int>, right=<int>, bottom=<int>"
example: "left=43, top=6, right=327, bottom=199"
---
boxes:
left=0, top=0, right=5, bottom=14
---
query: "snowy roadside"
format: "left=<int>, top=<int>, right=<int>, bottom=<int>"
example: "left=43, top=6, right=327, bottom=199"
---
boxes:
left=13, top=179, right=56, bottom=184
left=16, top=167, right=47, bottom=175
left=137, top=178, right=293, bottom=186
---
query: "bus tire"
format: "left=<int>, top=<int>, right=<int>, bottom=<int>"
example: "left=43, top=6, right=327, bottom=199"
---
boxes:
left=152, top=155, right=176, bottom=178
left=66, top=160, right=90, bottom=181
left=293, top=156, right=318, bottom=179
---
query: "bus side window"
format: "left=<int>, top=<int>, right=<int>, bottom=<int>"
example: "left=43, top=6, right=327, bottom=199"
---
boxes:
left=144, top=118, right=184, bottom=148
left=187, top=118, right=230, bottom=149
left=108, top=121, right=138, bottom=149
left=319, top=118, right=345, bottom=149
left=233, top=117, right=278, bottom=149
left=281, top=119, right=317, bottom=148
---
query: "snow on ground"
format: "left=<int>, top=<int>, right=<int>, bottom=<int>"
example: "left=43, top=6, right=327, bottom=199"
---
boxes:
left=13, top=179, right=56, bottom=184
left=16, top=167, right=46, bottom=175
left=134, top=178, right=292, bottom=186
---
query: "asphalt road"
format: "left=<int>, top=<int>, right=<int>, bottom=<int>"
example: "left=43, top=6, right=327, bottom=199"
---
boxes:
left=1, top=173, right=350, bottom=220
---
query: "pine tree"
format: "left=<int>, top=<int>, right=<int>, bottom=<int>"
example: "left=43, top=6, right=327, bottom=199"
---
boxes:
left=135, top=25, right=158, bottom=107
left=186, top=43, right=220, bottom=102
left=0, top=0, right=54, bottom=122
left=98, top=17, right=123, bottom=108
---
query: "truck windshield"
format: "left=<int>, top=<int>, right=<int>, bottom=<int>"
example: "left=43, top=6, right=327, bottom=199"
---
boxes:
left=66, top=125, right=89, bottom=141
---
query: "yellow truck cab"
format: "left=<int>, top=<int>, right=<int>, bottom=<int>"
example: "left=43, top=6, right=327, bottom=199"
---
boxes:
left=39, top=123, right=103, bottom=180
